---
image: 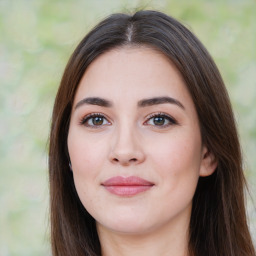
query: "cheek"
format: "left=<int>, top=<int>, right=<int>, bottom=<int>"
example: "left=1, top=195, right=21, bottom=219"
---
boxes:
left=67, top=131, right=109, bottom=208
left=68, top=130, right=108, bottom=173
left=149, top=130, right=202, bottom=178
left=152, top=135, right=202, bottom=210
left=67, top=131, right=107, bottom=209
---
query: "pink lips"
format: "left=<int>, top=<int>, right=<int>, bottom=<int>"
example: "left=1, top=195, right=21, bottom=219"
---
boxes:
left=101, top=176, right=154, bottom=196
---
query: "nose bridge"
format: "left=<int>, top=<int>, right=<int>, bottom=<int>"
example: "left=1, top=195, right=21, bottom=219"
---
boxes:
left=109, top=118, right=145, bottom=165
left=113, top=119, right=138, bottom=153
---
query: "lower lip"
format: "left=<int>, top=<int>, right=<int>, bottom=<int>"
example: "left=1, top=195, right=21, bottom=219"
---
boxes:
left=103, top=185, right=153, bottom=196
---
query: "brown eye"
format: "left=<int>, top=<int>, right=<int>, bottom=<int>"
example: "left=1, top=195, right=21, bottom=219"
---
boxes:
left=80, top=114, right=110, bottom=128
left=153, top=116, right=165, bottom=126
left=92, top=116, right=104, bottom=125
left=145, top=113, right=177, bottom=128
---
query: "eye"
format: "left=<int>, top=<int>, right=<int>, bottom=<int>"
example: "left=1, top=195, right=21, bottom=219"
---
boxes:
left=144, top=113, right=177, bottom=128
left=80, top=113, right=111, bottom=128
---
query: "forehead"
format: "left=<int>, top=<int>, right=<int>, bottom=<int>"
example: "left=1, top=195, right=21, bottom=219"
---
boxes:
left=74, top=46, right=194, bottom=110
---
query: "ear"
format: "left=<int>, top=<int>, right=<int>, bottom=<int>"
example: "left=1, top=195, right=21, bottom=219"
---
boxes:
left=199, top=146, right=218, bottom=177
left=69, top=162, right=73, bottom=171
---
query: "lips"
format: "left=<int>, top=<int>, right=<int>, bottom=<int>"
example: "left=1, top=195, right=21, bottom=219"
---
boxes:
left=101, top=176, right=154, bottom=196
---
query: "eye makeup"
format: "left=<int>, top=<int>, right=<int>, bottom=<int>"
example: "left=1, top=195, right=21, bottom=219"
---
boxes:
left=79, top=113, right=111, bottom=128
left=144, top=112, right=178, bottom=128
left=79, top=111, right=178, bottom=130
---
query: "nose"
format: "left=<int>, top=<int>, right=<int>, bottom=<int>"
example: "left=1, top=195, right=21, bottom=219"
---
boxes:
left=109, top=125, right=145, bottom=166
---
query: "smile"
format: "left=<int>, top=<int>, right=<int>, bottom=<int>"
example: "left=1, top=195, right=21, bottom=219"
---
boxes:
left=101, top=176, right=154, bottom=196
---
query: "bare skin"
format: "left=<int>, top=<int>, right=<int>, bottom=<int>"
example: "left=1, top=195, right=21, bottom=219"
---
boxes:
left=68, top=46, right=217, bottom=256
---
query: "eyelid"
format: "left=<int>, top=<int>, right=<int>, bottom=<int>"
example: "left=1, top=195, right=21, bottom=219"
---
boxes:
left=79, top=112, right=177, bottom=129
left=79, top=112, right=112, bottom=128
left=143, top=112, right=178, bottom=127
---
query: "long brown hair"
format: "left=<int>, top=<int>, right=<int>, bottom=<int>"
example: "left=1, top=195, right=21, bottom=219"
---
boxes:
left=49, top=10, right=255, bottom=256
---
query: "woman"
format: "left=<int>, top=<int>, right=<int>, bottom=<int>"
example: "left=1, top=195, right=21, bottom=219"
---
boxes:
left=49, top=10, right=255, bottom=256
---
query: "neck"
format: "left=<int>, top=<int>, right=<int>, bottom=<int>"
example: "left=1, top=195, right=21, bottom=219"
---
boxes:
left=97, top=218, right=190, bottom=256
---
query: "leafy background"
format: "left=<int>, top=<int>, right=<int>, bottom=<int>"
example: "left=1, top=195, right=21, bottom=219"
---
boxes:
left=0, top=0, right=255, bottom=255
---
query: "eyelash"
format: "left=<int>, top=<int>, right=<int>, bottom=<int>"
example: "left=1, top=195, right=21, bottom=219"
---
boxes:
left=144, top=112, right=177, bottom=128
left=79, top=112, right=177, bottom=129
left=79, top=113, right=110, bottom=128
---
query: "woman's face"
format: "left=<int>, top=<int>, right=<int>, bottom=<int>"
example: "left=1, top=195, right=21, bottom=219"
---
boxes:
left=68, top=47, right=215, bottom=236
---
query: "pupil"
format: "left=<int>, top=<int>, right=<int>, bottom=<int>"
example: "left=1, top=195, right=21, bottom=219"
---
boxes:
left=154, top=116, right=165, bottom=125
left=93, top=117, right=103, bottom=125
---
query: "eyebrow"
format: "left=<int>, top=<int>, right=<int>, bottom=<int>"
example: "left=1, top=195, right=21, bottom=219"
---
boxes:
left=138, top=96, right=185, bottom=109
left=75, top=96, right=185, bottom=110
left=75, top=97, right=113, bottom=109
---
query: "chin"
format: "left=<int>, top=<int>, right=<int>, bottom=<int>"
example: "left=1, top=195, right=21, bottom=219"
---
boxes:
left=97, top=214, right=153, bottom=235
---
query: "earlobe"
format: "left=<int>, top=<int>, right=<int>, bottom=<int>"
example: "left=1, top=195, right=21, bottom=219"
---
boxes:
left=69, top=162, right=73, bottom=171
left=199, top=146, right=218, bottom=177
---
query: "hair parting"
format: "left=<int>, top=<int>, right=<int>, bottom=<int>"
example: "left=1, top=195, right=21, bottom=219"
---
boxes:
left=49, top=10, right=256, bottom=256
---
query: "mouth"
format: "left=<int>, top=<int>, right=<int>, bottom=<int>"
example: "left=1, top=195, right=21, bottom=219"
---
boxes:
left=101, top=176, right=154, bottom=196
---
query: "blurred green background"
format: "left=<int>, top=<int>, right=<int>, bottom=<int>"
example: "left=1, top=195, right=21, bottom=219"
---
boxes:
left=0, top=0, right=255, bottom=255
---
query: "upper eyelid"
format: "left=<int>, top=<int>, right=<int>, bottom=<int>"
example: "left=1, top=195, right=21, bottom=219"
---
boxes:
left=144, top=112, right=176, bottom=121
left=80, top=112, right=111, bottom=125
left=79, top=112, right=177, bottom=125
left=83, top=112, right=110, bottom=120
left=146, top=112, right=170, bottom=118
left=143, top=112, right=178, bottom=127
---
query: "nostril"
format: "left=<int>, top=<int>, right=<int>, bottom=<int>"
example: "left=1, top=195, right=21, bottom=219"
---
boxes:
left=112, top=157, right=138, bottom=164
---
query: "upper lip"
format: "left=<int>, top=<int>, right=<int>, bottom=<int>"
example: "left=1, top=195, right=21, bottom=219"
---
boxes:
left=101, top=176, right=154, bottom=186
